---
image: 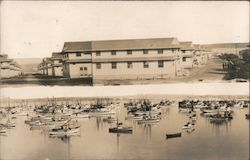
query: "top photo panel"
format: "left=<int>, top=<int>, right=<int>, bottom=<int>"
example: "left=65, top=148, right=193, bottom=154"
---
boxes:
left=0, top=1, right=249, bottom=87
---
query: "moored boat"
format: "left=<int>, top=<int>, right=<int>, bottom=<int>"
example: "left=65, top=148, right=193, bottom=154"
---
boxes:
left=166, top=132, right=181, bottom=139
left=49, top=126, right=80, bottom=136
left=109, top=119, right=133, bottom=134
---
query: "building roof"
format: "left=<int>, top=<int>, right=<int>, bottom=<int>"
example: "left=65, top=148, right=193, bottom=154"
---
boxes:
left=62, top=38, right=181, bottom=52
left=180, top=41, right=194, bottom=50
left=51, top=52, right=63, bottom=59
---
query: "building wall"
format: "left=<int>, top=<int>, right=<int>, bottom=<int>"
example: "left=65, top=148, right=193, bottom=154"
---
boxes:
left=53, top=66, right=63, bottom=76
left=182, top=57, right=193, bottom=69
left=68, top=63, right=92, bottom=78
left=92, top=60, right=176, bottom=80
left=47, top=67, right=53, bottom=76
left=0, top=68, right=10, bottom=78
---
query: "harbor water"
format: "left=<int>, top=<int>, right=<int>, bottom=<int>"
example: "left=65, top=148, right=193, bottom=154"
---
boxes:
left=0, top=105, right=249, bottom=160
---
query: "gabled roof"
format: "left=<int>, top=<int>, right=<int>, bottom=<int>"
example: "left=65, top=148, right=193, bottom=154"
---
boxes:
left=180, top=41, right=194, bottom=50
left=62, top=37, right=181, bottom=52
left=51, top=52, right=63, bottom=59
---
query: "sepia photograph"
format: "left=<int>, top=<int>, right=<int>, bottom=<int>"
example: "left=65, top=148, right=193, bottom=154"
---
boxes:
left=0, top=1, right=249, bottom=160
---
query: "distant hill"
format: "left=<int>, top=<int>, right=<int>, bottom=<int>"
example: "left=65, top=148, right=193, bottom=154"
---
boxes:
left=202, top=42, right=249, bottom=49
left=14, top=58, right=42, bottom=73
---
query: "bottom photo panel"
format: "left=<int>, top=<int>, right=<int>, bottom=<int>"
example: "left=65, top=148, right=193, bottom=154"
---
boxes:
left=0, top=85, right=249, bottom=160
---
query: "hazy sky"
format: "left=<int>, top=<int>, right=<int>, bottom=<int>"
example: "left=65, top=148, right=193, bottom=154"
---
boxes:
left=1, top=1, right=249, bottom=58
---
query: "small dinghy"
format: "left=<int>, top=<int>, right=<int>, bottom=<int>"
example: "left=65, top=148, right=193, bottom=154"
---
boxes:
left=166, top=132, right=181, bottom=139
left=182, top=122, right=195, bottom=129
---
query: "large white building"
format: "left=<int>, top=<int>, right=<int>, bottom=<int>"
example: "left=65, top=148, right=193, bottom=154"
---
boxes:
left=61, top=38, right=184, bottom=80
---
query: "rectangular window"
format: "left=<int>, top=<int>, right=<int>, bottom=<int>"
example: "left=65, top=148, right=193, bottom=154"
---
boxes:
left=80, top=67, right=83, bottom=71
left=76, top=53, right=81, bottom=57
left=127, top=62, right=133, bottom=69
left=84, top=67, right=87, bottom=71
left=127, top=50, right=132, bottom=55
left=158, top=49, right=163, bottom=54
left=59, top=60, right=62, bottom=63
left=96, top=51, right=101, bottom=56
left=112, top=62, right=117, bottom=69
left=111, top=51, right=116, bottom=56
left=143, top=49, right=148, bottom=54
left=158, top=60, right=164, bottom=68
left=96, top=63, right=101, bottom=69
left=182, top=57, right=186, bottom=62
left=143, top=61, right=149, bottom=68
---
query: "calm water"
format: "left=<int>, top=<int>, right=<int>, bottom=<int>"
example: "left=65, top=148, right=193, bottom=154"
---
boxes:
left=0, top=106, right=249, bottom=160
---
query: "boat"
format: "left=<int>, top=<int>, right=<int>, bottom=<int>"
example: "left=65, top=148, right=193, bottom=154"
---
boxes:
left=182, top=122, right=195, bottom=129
left=103, top=116, right=117, bottom=123
left=109, top=119, right=133, bottom=133
left=246, top=114, right=250, bottom=119
left=88, top=108, right=116, bottom=117
left=209, top=114, right=227, bottom=123
left=166, top=132, right=181, bottom=139
left=0, top=127, right=7, bottom=133
left=49, top=125, right=80, bottom=136
left=3, top=120, right=16, bottom=128
left=72, top=113, right=90, bottom=119
left=137, top=115, right=160, bottom=124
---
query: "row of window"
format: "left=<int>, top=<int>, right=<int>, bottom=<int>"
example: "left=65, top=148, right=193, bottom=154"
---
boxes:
left=96, top=61, right=164, bottom=69
left=97, top=49, right=166, bottom=56
left=64, top=49, right=177, bottom=58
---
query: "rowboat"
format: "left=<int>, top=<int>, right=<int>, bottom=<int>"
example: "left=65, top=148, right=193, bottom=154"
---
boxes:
left=166, top=132, right=181, bottom=139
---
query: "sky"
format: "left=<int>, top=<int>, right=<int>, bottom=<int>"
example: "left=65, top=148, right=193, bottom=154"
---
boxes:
left=0, top=1, right=249, bottom=58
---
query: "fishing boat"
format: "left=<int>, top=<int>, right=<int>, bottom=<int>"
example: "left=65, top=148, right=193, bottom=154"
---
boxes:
left=166, top=132, right=181, bottom=139
left=3, top=119, right=16, bottom=128
left=49, top=125, right=80, bottom=136
left=88, top=108, right=116, bottom=117
left=245, top=114, right=250, bottom=119
left=209, top=114, right=227, bottom=123
left=103, top=116, right=117, bottom=123
left=137, top=115, right=160, bottom=124
left=109, top=119, right=132, bottom=133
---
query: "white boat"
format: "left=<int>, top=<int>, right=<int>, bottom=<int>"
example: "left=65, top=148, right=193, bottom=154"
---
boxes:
left=138, top=116, right=160, bottom=124
left=88, top=109, right=115, bottom=117
left=182, top=122, right=195, bottom=129
left=72, top=113, right=90, bottom=119
left=12, top=111, right=28, bottom=116
left=0, top=128, right=7, bottom=133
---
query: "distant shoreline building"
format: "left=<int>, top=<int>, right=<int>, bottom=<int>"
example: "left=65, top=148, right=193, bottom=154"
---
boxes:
left=38, top=37, right=211, bottom=81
